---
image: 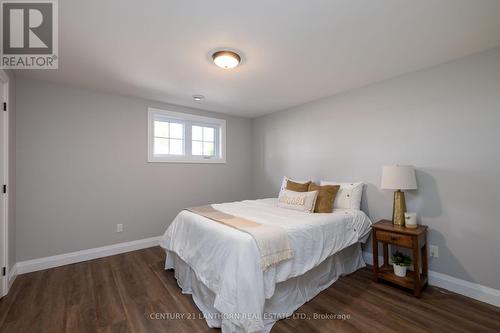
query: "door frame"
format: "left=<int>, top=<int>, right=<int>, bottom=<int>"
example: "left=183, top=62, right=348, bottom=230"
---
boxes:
left=0, top=69, right=10, bottom=297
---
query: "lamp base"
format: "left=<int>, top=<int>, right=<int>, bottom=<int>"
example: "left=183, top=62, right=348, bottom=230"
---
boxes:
left=392, top=190, right=406, bottom=226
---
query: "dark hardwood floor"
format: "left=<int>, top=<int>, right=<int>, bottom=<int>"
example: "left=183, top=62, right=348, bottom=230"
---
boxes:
left=1, top=246, right=499, bottom=332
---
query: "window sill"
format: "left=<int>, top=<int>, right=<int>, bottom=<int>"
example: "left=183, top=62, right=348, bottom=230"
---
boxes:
left=147, top=158, right=226, bottom=164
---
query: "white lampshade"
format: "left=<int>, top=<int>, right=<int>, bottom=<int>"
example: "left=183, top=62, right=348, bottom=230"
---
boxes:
left=381, top=165, right=417, bottom=190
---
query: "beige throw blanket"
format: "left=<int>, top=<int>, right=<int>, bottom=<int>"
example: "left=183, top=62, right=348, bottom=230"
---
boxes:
left=186, top=205, right=294, bottom=269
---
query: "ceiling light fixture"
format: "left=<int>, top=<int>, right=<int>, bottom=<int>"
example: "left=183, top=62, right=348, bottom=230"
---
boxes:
left=192, top=95, right=204, bottom=101
left=212, top=50, right=241, bottom=69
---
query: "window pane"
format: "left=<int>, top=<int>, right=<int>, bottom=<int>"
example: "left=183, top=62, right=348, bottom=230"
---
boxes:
left=203, top=142, right=215, bottom=156
left=154, top=120, right=169, bottom=138
left=192, top=126, right=203, bottom=141
left=169, top=139, right=183, bottom=155
left=192, top=141, right=203, bottom=156
left=204, top=127, right=215, bottom=142
left=170, top=122, right=184, bottom=139
left=154, top=138, right=169, bottom=155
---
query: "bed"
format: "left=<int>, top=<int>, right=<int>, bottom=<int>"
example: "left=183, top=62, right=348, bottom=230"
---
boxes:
left=159, top=198, right=372, bottom=333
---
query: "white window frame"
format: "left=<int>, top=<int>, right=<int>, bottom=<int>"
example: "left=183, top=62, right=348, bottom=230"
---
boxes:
left=148, top=108, right=226, bottom=163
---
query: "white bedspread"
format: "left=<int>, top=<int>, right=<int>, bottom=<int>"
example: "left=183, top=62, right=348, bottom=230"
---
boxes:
left=159, top=198, right=372, bottom=332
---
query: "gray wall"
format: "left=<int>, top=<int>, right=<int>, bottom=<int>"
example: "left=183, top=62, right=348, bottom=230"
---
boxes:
left=252, top=47, right=500, bottom=290
left=15, top=78, right=253, bottom=261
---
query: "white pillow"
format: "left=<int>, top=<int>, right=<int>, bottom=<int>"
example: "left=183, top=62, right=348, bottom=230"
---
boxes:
left=277, top=189, right=318, bottom=213
left=280, top=176, right=310, bottom=191
left=319, top=181, right=364, bottom=210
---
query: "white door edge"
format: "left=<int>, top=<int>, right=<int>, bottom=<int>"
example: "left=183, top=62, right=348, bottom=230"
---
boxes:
left=0, top=69, right=10, bottom=298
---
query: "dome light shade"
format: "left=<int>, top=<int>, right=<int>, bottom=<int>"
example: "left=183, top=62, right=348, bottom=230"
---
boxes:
left=212, top=51, right=241, bottom=69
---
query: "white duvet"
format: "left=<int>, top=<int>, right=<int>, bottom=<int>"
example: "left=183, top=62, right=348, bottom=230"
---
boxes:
left=159, top=198, right=372, bottom=332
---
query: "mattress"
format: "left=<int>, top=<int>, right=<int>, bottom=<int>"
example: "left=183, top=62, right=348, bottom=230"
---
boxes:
left=159, top=198, right=372, bottom=332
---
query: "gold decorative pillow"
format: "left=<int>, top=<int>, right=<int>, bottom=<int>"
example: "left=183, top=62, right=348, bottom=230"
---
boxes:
left=308, top=183, right=340, bottom=213
left=286, top=180, right=311, bottom=192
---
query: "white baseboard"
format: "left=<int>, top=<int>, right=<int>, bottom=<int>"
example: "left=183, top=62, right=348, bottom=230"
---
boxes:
left=427, top=270, right=500, bottom=308
left=16, top=236, right=161, bottom=275
left=362, top=251, right=500, bottom=308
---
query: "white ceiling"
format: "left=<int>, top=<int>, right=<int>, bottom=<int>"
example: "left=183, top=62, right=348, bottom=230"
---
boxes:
left=15, top=0, right=500, bottom=117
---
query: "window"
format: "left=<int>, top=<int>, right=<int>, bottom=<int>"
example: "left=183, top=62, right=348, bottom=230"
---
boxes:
left=153, top=121, right=184, bottom=155
left=148, top=108, right=226, bottom=163
left=192, top=125, right=216, bottom=157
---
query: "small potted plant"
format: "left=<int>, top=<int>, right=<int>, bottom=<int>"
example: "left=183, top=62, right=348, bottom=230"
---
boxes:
left=391, top=251, right=411, bottom=277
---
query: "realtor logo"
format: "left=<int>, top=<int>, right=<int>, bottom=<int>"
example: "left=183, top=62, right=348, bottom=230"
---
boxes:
left=1, top=0, right=58, bottom=69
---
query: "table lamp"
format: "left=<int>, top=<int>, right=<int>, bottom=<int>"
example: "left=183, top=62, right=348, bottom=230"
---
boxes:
left=381, top=165, right=417, bottom=226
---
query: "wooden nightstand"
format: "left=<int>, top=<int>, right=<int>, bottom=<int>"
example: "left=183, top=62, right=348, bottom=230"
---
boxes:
left=371, top=220, right=428, bottom=297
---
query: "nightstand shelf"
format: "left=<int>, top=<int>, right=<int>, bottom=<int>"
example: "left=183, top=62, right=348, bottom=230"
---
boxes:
left=372, top=220, right=428, bottom=297
left=377, top=266, right=428, bottom=290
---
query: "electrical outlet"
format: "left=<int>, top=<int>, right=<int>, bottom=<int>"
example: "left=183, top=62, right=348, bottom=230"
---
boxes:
left=430, top=245, right=439, bottom=258
left=117, top=224, right=123, bottom=233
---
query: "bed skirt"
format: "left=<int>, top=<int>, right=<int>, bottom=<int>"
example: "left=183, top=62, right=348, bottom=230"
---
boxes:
left=164, top=242, right=365, bottom=333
